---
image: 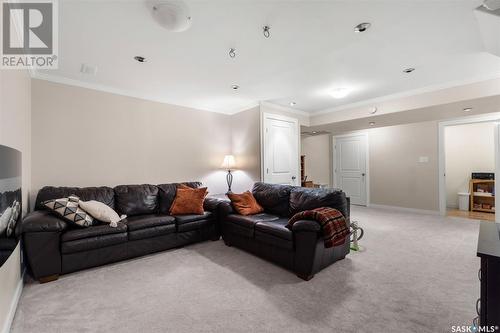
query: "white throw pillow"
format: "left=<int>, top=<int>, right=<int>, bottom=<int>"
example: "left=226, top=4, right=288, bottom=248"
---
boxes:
left=0, top=207, right=13, bottom=236
left=78, top=200, right=126, bottom=227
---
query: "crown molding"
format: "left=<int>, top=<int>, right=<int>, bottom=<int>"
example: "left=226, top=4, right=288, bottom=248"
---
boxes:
left=30, top=71, right=238, bottom=115
left=259, top=101, right=310, bottom=117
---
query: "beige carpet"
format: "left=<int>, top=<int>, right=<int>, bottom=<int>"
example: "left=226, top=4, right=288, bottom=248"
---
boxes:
left=11, top=206, right=480, bottom=333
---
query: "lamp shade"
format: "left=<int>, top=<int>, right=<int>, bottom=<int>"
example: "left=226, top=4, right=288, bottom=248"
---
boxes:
left=221, top=155, right=236, bottom=170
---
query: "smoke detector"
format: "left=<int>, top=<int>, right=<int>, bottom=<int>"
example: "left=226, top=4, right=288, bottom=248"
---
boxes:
left=151, top=1, right=192, bottom=32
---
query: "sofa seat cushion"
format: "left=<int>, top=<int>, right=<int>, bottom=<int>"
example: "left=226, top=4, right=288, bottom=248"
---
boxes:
left=123, top=215, right=175, bottom=231
left=174, top=212, right=213, bottom=224
left=61, top=232, right=128, bottom=254
left=227, top=213, right=280, bottom=229
left=175, top=212, right=214, bottom=232
left=61, top=223, right=127, bottom=242
left=255, top=219, right=292, bottom=241
left=128, top=224, right=176, bottom=241
left=224, top=213, right=280, bottom=238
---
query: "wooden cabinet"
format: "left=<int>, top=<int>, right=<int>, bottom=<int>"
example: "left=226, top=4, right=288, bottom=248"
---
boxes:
left=470, top=179, right=495, bottom=213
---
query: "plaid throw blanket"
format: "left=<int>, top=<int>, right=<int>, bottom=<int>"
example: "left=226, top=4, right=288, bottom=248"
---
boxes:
left=288, top=207, right=349, bottom=248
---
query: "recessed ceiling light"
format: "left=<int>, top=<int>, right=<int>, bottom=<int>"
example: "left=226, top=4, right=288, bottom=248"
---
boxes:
left=403, top=67, right=415, bottom=73
left=134, top=56, right=146, bottom=63
left=231, top=85, right=240, bottom=90
left=369, top=122, right=376, bottom=126
left=330, top=88, right=351, bottom=99
left=354, top=22, right=371, bottom=33
left=290, top=102, right=297, bottom=106
left=463, top=107, right=473, bottom=112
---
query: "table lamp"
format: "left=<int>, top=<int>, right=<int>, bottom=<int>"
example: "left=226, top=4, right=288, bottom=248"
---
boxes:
left=221, top=155, right=236, bottom=193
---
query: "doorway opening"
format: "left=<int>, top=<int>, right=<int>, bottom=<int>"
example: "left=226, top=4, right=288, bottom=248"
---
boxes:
left=439, top=114, right=500, bottom=222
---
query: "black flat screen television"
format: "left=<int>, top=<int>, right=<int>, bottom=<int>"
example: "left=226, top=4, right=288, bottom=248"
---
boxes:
left=0, top=145, right=22, bottom=267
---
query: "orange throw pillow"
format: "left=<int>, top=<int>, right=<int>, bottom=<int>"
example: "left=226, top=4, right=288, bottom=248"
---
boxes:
left=170, top=186, right=208, bottom=215
left=227, top=191, right=264, bottom=216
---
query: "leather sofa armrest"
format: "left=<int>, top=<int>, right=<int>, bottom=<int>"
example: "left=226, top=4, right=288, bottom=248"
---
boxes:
left=21, top=210, right=68, bottom=233
left=291, top=220, right=321, bottom=233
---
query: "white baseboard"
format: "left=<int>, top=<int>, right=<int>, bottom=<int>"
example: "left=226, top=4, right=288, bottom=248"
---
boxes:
left=368, top=204, right=441, bottom=216
left=1, top=272, right=23, bottom=333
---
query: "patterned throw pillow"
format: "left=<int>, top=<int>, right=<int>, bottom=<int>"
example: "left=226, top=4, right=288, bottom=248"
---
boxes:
left=43, top=195, right=94, bottom=227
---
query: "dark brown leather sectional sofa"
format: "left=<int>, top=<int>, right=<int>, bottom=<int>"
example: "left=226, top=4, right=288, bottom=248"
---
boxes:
left=219, top=182, right=350, bottom=280
left=21, top=182, right=350, bottom=283
left=21, top=182, right=221, bottom=282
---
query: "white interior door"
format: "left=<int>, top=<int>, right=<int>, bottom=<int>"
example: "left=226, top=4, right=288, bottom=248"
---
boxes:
left=335, top=134, right=368, bottom=206
left=262, top=113, right=299, bottom=185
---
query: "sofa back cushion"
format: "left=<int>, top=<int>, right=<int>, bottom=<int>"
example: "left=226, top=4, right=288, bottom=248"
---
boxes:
left=114, top=184, right=159, bottom=216
left=289, top=187, right=349, bottom=218
left=157, top=182, right=202, bottom=215
left=35, top=186, right=115, bottom=211
left=252, top=182, right=293, bottom=217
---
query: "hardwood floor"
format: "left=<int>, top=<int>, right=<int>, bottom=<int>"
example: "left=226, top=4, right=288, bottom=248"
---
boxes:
left=447, top=209, right=495, bottom=221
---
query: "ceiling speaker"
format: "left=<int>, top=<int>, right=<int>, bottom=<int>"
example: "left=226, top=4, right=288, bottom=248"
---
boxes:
left=483, top=0, right=500, bottom=11
left=151, top=1, right=192, bottom=32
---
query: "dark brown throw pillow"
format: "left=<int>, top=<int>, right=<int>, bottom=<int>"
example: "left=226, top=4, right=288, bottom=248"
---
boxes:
left=227, top=191, right=264, bottom=216
left=169, top=186, right=208, bottom=215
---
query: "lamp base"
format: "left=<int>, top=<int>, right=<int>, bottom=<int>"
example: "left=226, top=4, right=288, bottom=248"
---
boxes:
left=226, top=169, right=233, bottom=194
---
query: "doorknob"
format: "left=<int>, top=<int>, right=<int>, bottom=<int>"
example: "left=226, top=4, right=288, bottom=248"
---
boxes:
left=362, top=173, right=366, bottom=176
left=292, top=176, right=297, bottom=180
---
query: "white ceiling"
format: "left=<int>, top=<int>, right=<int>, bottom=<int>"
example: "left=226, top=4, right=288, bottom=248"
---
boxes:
left=36, top=0, right=500, bottom=115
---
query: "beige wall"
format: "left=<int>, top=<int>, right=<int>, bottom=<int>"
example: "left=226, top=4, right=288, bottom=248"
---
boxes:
left=31, top=79, right=232, bottom=198
left=301, top=134, right=331, bottom=186
left=231, top=107, right=261, bottom=193
left=445, top=122, right=495, bottom=208
left=0, top=69, right=31, bottom=333
left=368, top=122, right=439, bottom=211
left=303, top=121, right=439, bottom=211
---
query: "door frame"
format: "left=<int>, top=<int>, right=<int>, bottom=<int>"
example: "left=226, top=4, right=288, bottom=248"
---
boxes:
left=332, top=132, right=370, bottom=206
left=261, top=112, right=300, bottom=185
left=438, top=113, right=500, bottom=220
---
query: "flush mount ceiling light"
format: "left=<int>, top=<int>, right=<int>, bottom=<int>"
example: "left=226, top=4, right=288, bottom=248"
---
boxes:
left=463, top=107, right=473, bottom=112
left=483, top=0, right=500, bottom=10
left=369, top=107, right=378, bottom=114
left=369, top=122, right=376, bottom=126
left=231, top=85, right=240, bottom=90
left=290, top=102, right=297, bottom=106
left=354, top=22, right=371, bottom=33
left=330, top=87, right=351, bottom=99
left=403, top=67, right=415, bottom=73
left=151, top=1, right=192, bottom=32
left=134, top=56, right=146, bottom=63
